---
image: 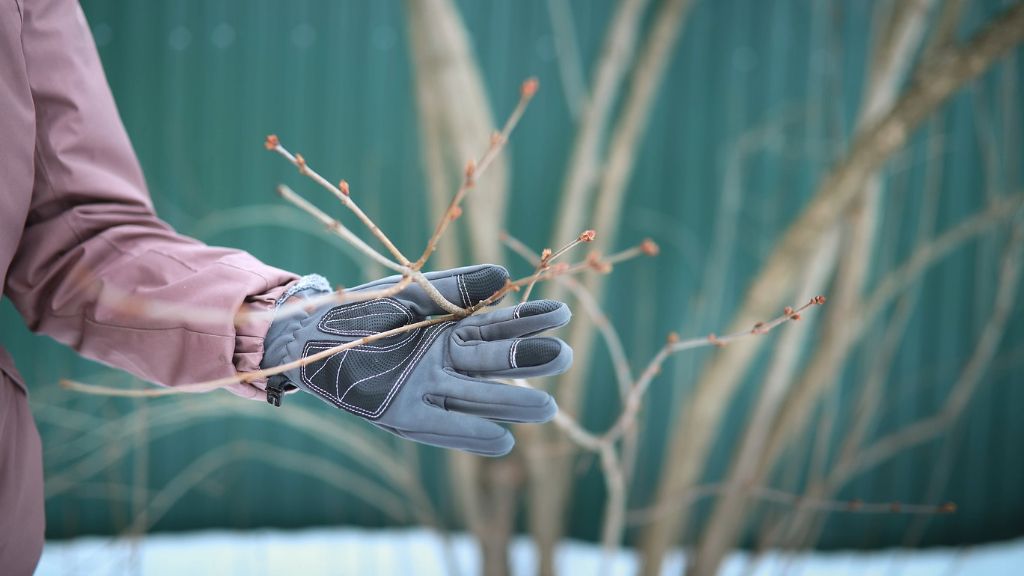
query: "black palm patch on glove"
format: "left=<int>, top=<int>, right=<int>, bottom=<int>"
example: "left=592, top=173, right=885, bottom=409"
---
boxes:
left=301, top=299, right=452, bottom=418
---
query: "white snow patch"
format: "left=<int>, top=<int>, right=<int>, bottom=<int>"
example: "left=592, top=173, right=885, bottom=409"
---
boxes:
left=36, top=528, right=1024, bottom=575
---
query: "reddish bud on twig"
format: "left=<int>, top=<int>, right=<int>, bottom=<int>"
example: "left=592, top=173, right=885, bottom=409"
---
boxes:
left=294, top=153, right=306, bottom=171
left=641, top=238, right=660, bottom=256
left=551, top=262, right=570, bottom=274
left=490, top=132, right=505, bottom=147
left=940, top=502, right=957, bottom=513
left=498, top=230, right=509, bottom=241
left=666, top=332, right=680, bottom=344
left=464, top=159, right=476, bottom=182
left=708, top=333, right=726, bottom=347
left=784, top=306, right=794, bottom=316
left=752, top=322, right=766, bottom=334
left=504, top=278, right=520, bottom=292
left=790, top=313, right=801, bottom=321
left=521, top=77, right=539, bottom=99
left=338, top=180, right=350, bottom=196
left=540, top=248, right=553, bottom=262
left=448, top=206, right=463, bottom=221
left=579, top=229, right=597, bottom=243
left=264, top=134, right=279, bottom=150
left=586, top=252, right=612, bottom=274
left=847, top=499, right=863, bottom=511
left=813, top=295, right=827, bottom=305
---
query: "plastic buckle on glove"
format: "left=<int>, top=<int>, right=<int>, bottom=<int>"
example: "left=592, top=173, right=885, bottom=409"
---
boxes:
left=266, top=375, right=291, bottom=408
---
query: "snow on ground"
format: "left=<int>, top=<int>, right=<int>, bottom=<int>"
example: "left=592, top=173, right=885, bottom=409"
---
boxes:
left=37, top=528, right=1024, bottom=575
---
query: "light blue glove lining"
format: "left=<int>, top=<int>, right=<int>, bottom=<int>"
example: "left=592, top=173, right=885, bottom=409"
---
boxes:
left=276, top=274, right=332, bottom=308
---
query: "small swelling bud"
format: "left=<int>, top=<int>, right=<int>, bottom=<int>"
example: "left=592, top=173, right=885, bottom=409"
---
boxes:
left=641, top=238, right=660, bottom=256
left=339, top=180, right=350, bottom=196
left=521, top=77, right=539, bottom=99
left=464, top=159, right=476, bottom=181
left=264, top=134, right=279, bottom=150
left=579, top=229, right=597, bottom=243
left=666, top=332, right=680, bottom=344
left=294, top=153, right=306, bottom=170
left=448, top=206, right=463, bottom=221
left=586, top=252, right=612, bottom=274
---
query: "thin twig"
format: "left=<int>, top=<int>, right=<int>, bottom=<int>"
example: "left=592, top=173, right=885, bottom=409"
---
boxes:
left=276, top=184, right=404, bottom=272
left=61, top=315, right=455, bottom=397
left=267, top=137, right=411, bottom=266
left=644, top=6, right=1024, bottom=569
left=545, top=0, right=589, bottom=119
left=414, top=79, right=539, bottom=270
left=274, top=167, right=466, bottom=316
left=520, top=229, right=595, bottom=302
left=603, top=297, right=826, bottom=443
left=626, top=483, right=956, bottom=526
left=503, top=233, right=635, bottom=400
left=61, top=252, right=630, bottom=399
left=846, top=223, right=1022, bottom=479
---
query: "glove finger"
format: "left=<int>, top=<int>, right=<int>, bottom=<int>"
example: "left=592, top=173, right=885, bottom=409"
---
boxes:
left=427, top=372, right=558, bottom=423
left=375, top=410, right=514, bottom=457
left=350, top=264, right=509, bottom=317
left=449, top=333, right=573, bottom=378
left=453, top=300, right=571, bottom=342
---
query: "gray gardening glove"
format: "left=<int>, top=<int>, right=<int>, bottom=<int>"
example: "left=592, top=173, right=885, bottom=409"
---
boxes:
left=261, top=264, right=572, bottom=456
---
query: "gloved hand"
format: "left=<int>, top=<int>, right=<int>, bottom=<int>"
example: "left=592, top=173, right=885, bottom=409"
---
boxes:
left=261, top=265, right=572, bottom=456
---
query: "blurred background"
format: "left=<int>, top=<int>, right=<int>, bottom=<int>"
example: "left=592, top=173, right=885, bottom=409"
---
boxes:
left=4, top=0, right=1023, bottom=574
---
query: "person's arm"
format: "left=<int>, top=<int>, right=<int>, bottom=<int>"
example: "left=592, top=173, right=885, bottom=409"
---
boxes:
left=3, top=0, right=296, bottom=399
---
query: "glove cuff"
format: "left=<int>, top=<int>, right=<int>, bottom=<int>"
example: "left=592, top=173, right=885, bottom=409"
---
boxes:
left=275, top=273, right=332, bottom=308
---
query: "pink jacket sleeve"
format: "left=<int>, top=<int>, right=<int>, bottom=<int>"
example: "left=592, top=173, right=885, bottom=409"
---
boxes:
left=2, top=0, right=298, bottom=399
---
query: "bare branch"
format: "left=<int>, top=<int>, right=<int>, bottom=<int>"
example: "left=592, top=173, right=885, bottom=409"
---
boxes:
left=847, top=223, right=1022, bottom=479
left=758, top=191, right=1023, bottom=487
left=61, top=313, right=453, bottom=397
left=267, top=137, right=411, bottom=266
left=545, top=0, right=588, bottom=119
left=503, top=233, right=635, bottom=399
left=627, top=484, right=956, bottom=526
left=414, top=79, right=538, bottom=270
left=549, top=0, right=651, bottom=249
left=520, top=229, right=596, bottom=302
left=123, top=441, right=414, bottom=535
left=61, top=244, right=633, bottom=399
left=276, top=184, right=404, bottom=273
left=645, top=5, right=1024, bottom=568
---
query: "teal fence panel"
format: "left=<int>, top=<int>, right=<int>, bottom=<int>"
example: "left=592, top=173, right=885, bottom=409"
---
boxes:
left=1, top=0, right=1021, bottom=550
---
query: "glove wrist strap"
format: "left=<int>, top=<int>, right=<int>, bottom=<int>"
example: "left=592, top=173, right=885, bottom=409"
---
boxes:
left=265, top=375, right=295, bottom=407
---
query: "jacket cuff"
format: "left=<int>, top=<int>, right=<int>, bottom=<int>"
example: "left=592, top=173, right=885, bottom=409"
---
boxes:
left=226, top=280, right=295, bottom=400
